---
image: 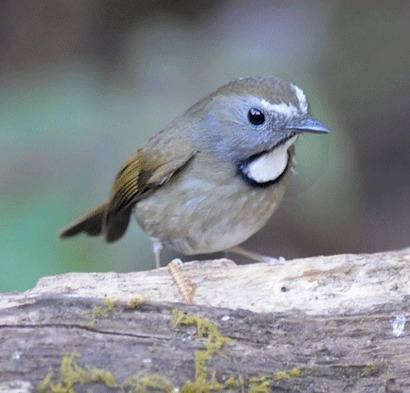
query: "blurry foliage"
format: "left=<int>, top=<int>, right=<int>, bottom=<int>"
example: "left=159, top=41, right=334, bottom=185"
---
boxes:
left=0, top=0, right=409, bottom=291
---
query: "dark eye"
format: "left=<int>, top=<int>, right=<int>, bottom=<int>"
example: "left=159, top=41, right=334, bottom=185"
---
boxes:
left=247, top=108, right=265, bottom=125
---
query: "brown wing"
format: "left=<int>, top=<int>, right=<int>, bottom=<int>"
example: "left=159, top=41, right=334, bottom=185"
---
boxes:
left=104, top=140, right=196, bottom=242
left=59, top=203, right=107, bottom=239
left=60, top=133, right=196, bottom=243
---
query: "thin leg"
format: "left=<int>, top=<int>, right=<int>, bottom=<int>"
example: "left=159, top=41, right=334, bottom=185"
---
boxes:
left=152, top=239, right=163, bottom=269
left=228, top=246, right=285, bottom=265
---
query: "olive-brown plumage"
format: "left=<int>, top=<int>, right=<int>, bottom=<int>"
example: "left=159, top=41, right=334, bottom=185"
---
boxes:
left=60, top=77, right=328, bottom=264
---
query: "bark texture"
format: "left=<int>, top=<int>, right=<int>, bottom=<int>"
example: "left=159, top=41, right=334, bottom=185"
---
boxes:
left=0, top=248, right=409, bottom=392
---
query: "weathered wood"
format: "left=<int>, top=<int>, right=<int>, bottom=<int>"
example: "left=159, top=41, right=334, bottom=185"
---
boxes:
left=0, top=248, right=409, bottom=392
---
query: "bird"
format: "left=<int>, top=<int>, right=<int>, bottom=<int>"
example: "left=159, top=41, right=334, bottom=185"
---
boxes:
left=60, top=76, right=329, bottom=269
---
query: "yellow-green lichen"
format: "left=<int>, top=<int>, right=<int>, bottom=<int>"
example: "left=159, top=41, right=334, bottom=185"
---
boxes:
left=172, top=308, right=230, bottom=392
left=273, top=367, right=303, bottom=382
left=39, top=308, right=305, bottom=393
left=125, top=297, right=146, bottom=310
left=361, top=363, right=379, bottom=377
left=91, top=298, right=116, bottom=320
left=249, top=376, right=271, bottom=393
left=123, top=373, right=174, bottom=393
left=288, top=367, right=303, bottom=378
left=103, top=298, right=115, bottom=311
left=38, top=352, right=117, bottom=393
left=223, top=375, right=243, bottom=389
left=247, top=367, right=302, bottom=392
left=180, top=370, right=226, bottom=393
left=171, top=309, right=304, bottom=391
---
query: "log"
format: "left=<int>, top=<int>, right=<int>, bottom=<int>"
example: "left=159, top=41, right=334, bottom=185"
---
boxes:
left=0, top=247, right=409, bottom=392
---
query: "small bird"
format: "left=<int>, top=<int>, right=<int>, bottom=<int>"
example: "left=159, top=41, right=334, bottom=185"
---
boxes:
left=60, top=77, right=328, bottom=268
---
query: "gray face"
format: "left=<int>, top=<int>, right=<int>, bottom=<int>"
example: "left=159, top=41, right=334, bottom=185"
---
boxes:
left=191, top=81, right=309, bottom=163
left=201, top=94, right=306, bottom=162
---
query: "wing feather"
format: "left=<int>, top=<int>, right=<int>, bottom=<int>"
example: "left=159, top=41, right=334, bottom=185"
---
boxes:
left=104, top=141, right=195, bottom=241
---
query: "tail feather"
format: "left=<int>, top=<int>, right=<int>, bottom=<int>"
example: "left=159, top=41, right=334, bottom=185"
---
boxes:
left=59, top=203, right=133, bottom=243
left=59, top=203, right=107, bottom=239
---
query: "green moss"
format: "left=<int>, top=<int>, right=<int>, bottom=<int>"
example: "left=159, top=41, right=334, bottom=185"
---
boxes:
left=125, top=297, right=145, bottom=310
left=123, top=373, right=174, bottom=393
left=38, top=352, right=117, bottom=393
left=180, top=370, right=226, bottom=393
left=224, top=375, right=239, bottom=389
left=246, top=368, right=303, bottom=391
left=103, top=298, right=115, bottom=312
left=273, top=370, right=289, bottom=382
left=38, top=337, right=304, bottom=393
left=361, top=363, right=379, bottom=377
left=171, top=309, right=305, bottom=391
left=91, top=306, right=106, bottom=319
left=39, top=308, right=305, bottom=392
left=222, top=375, right=245, bottom=390
left=38, top=371, right=53, bottom=392
left=91, top=298, right=116, bottom=320
left=171, top=309, right=229, bottom=349
left=273, top=367, right=303, bottom=382
left=249, top=376, right=271, bottom=393
left=288, top=367, right=303, bottom=378
left=172, top=309, right=230, bottom=392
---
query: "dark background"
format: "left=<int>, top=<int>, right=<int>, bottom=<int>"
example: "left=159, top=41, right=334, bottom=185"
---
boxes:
left=1, top=0, right=409, bottom=291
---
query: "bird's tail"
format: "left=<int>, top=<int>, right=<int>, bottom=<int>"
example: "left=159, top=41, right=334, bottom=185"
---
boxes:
left=59, top=203, right=107, bottom=239
left=59, top=202, right=132, bottom=243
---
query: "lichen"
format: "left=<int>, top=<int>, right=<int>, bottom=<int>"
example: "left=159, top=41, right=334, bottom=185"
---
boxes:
left=288, top=367, right=303, bottom=378
left=103, top=298, right=115, bottom=312
left=123, top=373, right=175, bottom=393
left=39, top=309, right=306, bottom=393
left=171, top=309, right=305, bottom=391
left=224, top=375, right=239, bottom=389
left=38, top=371, right=53, bottom=392
left=125, top=297, right=145, bottom=310
left=91, top=298, right=116, bottom=321
left=180, top=370, right=226, bottom=393
left=361, top=363, right=379, bottom=377
left=172, top=309, right=230, bottom=392
left=273, top=370, right=289, bottom=382
left=38, top=352, right=117, bottom=393
left=273, top=367, right=303, bottom=382
left=91, top=306, right=106, bottom=319
left=223, top=375, right=246, bottom=390
left=249, top=376, right=271, bottom=393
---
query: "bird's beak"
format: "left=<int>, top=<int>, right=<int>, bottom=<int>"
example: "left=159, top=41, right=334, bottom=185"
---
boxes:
left=286, top=117, right=329, bottom=134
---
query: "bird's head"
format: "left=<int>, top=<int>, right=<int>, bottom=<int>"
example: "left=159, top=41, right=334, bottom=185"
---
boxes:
left=189, top=76, right=329, bottom=184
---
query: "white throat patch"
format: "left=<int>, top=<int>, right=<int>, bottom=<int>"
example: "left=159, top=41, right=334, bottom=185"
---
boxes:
left=241, top=136, right=297, bottom=184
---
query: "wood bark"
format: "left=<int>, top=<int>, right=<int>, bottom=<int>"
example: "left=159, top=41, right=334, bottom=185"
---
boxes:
left=0, top=248, right=409, bottom=392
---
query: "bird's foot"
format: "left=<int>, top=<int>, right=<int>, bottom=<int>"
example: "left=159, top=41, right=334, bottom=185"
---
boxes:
left=152, top=239, right=164, bottom=269
left=167, top=259, right=196, bottom=304
left=227, top=246, right=286, bottom=265
left=263, top=255, right=286, bottom=265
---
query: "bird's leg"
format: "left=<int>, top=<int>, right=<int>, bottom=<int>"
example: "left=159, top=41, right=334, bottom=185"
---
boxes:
left=167, top=259, right=196, bottom=304
left=152, top=239, right=163, bottom=269
left=151, top=240, right=196, bottom=303
left=227, top=246, right=285, bottom=265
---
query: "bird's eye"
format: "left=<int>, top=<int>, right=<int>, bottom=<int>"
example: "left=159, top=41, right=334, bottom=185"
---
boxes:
left=247, top=108, right=265, bottom=125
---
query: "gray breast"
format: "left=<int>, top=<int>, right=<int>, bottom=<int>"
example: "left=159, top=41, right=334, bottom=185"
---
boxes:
left=134, top=153, right=289, bottom=255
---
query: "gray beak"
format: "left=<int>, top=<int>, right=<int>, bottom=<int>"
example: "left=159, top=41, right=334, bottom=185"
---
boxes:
left=286, top=117, right=329, bottom=134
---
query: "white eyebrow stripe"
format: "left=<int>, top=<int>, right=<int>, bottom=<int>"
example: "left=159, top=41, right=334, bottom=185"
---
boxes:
left=291, top=84, right=308, bottom=113
left=260, top=99, right=298, bottom=117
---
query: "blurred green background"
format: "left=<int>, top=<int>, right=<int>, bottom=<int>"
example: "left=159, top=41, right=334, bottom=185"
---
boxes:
left=1, top=1, right=409, bottom=292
